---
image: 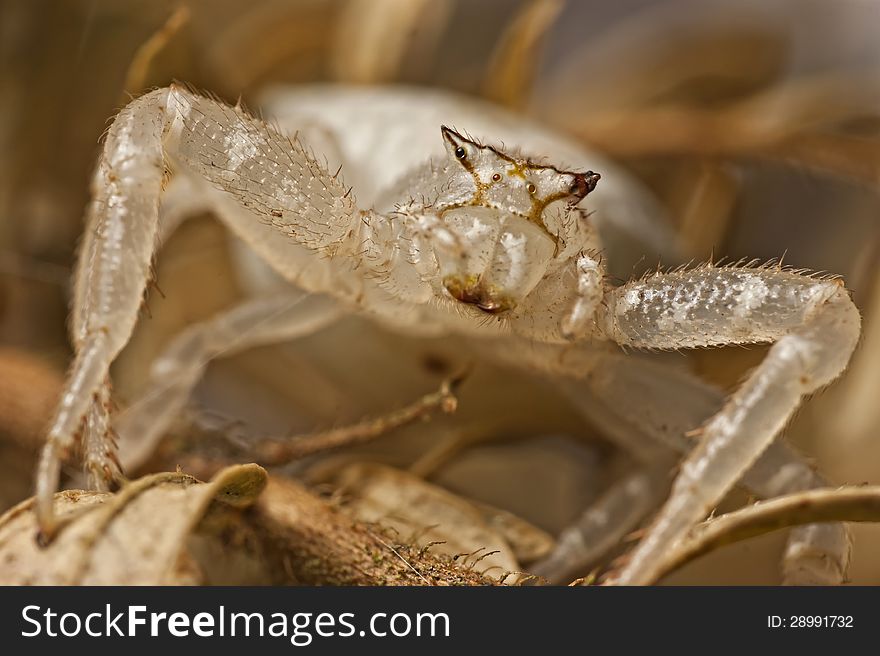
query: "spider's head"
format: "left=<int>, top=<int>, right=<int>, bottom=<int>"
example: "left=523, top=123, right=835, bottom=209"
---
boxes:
left=440, top=126, right=599, bottom=235
left=435, top=126, right=600, bottom=314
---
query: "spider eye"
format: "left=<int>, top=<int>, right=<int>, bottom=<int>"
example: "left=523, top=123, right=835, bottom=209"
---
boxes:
left=492, top=173, right=501, bottom=182
left=526, top=182, right=537, bottom=194
left=455, top=146, right=467, bottom=159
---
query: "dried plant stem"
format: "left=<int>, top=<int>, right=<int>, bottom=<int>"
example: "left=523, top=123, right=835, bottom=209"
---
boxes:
left=649, top=486, right=880, bottom=584
left=578, top=108, right=880, bottom=187
left=484, top=0, right=565, bottom=109
left=249, top=477, right=495, bottom=585
left=674, top=160, right=738, bottom=258
left=331, top=0, right=451, bottom=84
left=255, top=376, right=462, bottom=465
left=122, top=6, right=190, bottom=97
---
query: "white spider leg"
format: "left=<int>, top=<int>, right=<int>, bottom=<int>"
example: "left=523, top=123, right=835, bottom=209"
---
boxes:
left=489, top=341, right=671, bottom=460
left=502, top=260, right=599, bottom=345
left=156, top=174, right=214, bottom=243
left=37, top=86, right=363, bottom=535
left=165, top=86, right=359, bottom=252
left=557, top=359, right=705, bottom=462
left=600, top=267, right=860, bottom=585
left=117, top=292, right=343, bottom=473
left=493, top=336, right=853, bottom=583
left=158, top=109, right=351, bottom=246
left=36, top=91, right=169, bottom=535
left=82, top=378, right=118, bottom=492
left=568, top=352, right=852, bottom=584
left=560, top=253, right=604, bottom=341
left=746, top=441, right=852, bottom=585
left=530, top=466, right=671, bottom=583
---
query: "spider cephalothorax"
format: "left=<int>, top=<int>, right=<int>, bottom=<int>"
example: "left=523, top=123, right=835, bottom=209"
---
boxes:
left=438, top=126, right=598, bottom=241
left=433, top=126, right=600, bottom=313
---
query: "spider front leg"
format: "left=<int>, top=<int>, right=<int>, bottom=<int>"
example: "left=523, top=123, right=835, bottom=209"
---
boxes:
left=37, top=86, right=362, bottom=537
left=560, top=351, right=851, bottom=584
left=599, top=266, right=860, bottom=585
left=502, top=341, right=849, bottom=583
left=36, top=93, right=168, bottom=537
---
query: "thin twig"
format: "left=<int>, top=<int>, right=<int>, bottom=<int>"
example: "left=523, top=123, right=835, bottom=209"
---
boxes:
left=122, top=6, right=190, bottom=97
left=254, top=374, right=465, bottom=465
left=249, top=478, right=494, bottom=585
left=649, top=486, right=880, bottom=584
left=578, top=107, right=880, bottom=187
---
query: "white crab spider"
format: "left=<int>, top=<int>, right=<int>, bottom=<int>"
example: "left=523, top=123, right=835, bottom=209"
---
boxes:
left=37, top=84, right=860, bottom=585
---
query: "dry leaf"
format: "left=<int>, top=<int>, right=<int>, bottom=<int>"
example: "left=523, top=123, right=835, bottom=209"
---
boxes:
left=311, top=462, right=520, bottom=576
left=249, top=475, right=496, bottom=586
left=0, top=464, right=267, bottom=585
left=472, top=501, right=555, bottom=565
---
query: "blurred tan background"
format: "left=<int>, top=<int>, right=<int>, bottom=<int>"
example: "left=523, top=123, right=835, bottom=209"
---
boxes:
left=1, top=0, right=879, bottom=584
